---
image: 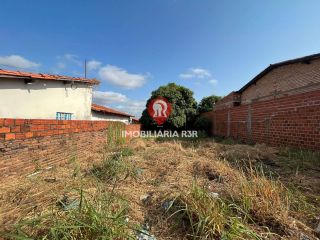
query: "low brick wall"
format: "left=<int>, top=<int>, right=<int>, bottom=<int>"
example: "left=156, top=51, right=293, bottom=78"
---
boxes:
left=212, top=89, right=320, bottom=151
left=0, top=119, right=141, bottom=182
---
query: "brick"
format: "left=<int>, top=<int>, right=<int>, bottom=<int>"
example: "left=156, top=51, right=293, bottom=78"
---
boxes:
left=25, top=132, right=33, bottom=138
left=15, top=133, right=25, bottom=139
left=4, top=119, right=15, bottom=126
left=11, top=126, right=21, bottom=133
left=15, top=119, right=25, bottom=125
left=0, top=127, right=10, bottom=133
left=5, top=133, right=15, bottom=140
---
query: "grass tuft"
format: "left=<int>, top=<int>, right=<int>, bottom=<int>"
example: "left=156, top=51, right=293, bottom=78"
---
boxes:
left=168, top=182, right=263, bottom=239
left=107, top=122, right=126, bottom=147
left=278, top=147, right=320, bottom=171
left=223, top=165, right=290, bottom=233
left=91, top=148, right=137, bottom=182
left=4, top=189, right=134, bottom=240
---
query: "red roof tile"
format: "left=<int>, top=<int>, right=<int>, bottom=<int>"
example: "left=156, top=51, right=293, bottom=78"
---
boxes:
left=0, top=69, right=99, bottom=85
left=92, top=104, right=133, bottom=117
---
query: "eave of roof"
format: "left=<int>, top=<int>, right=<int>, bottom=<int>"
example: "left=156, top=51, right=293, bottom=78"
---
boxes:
left=237, top=53, right=320, bottom=93
left=91, top=104, right=133, bottom=117
left=0, top=69, right=100, bottom=85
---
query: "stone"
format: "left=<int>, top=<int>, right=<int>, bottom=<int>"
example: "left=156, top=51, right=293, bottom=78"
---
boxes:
left=315, top=221, right=320, bottom=234
left=299, top=233, right=311, bottom=240
left=208, top=192, right=219, bottom=199
left=57, top=195, right=80, bottom=211
left=44, top=177, right=57, bottom=183
left=162, top=199, right=174, bottom=211
left=140, top=193, right=152, bottom=205
left=136, top=229, right=156, bottom=240
left=63, top=200, right=80, bottom=211
left=136, top=222, right=156, bottom=240
left=135, top=168, right=144, bottom=176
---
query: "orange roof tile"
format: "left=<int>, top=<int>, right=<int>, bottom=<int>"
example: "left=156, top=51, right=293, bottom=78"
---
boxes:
left=92, top=104, right=133, bottom=117
left=0, top=69, right=99, bottom=85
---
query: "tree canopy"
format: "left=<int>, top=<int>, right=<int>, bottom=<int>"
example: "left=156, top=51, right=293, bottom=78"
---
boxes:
left=197, top=95, right=222, bottom=114
left=139, top=83, right=197, bottom=130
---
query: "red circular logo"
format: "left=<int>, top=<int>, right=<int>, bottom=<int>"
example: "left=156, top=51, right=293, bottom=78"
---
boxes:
left=147, top=97, right=172, bottom=125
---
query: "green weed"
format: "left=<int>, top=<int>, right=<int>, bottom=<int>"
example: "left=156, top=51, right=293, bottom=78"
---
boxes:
left=107, top=122, right=126, bottom=147
left=278, top=147, right=320, bottom=171
left=91, top=150, right=136, bottom=182
left=4, top=189, right=134, bottom=240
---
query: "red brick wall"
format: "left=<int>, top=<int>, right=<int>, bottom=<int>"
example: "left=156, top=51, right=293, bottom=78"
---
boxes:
left=0, top=119, right=141, bottom=183
left=212, top=89, right=320, bottom=151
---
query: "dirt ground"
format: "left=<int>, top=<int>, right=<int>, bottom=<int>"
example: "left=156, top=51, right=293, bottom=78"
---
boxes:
left=0, top=138, right=319, bottom=239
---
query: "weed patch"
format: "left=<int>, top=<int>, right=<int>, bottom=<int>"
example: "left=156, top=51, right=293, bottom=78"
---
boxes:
left=107, top=122, right=126, bottom=147
left=91, top=150, right=137, bottom=182
left=168, top=182, right=264, bottom=239
left=278, top=147, right=320, bottom=171
left=4, top=189, right=134, bottom=240
left=1, top=138, right=318, bottom=240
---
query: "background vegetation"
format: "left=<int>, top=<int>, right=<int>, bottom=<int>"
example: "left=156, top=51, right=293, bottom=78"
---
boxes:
left=139, top=83, right=221, bottom=132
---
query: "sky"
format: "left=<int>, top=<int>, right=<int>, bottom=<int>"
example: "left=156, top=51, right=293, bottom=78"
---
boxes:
left=1, top=0, right=320, bottom=117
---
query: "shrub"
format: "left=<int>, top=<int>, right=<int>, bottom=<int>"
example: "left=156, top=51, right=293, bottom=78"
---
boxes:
left=193, top=115, right=212, bottom=136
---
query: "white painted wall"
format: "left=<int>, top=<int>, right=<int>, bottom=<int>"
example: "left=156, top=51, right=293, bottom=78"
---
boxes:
left=0, top=78, right=93, bottom=120
left=91, top=111, right=131, bottom=124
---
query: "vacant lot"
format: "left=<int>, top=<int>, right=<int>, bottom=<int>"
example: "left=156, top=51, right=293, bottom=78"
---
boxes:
left=0, top=138, right=319, bottom=239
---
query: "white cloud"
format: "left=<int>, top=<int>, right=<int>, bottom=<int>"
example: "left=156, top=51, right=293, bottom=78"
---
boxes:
left=116, top=100, right=146, bottom=117
left=179, top=73, right=193, bottom=79
left=208, top=79, right=218, bottom=85
left=87, top=60, right=102, bottom=71
left=56, top=54, right=82, bottom=70
left=98, top=65, right=147, bottom=89
left=93, top=91, right=128, bottom=105
left=63, top=53, right=82, bottom=66
left=179, top=68, right=211, bottom=79
left=93, top=90, right=146, bottom=117
left=0, top=55, right=40, bottom=69
left=52, top=53, right=84, bottom=74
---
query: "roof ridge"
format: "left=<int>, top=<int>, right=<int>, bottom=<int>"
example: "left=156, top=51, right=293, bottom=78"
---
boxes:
left=91, top=103, right=134, bottom=117
left=0, top=68, right=100, bottom=85
left=237, top=53, right=320, bottom=93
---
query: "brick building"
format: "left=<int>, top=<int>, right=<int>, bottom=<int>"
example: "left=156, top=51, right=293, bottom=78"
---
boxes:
left=212, top=53, right=320, bottom=151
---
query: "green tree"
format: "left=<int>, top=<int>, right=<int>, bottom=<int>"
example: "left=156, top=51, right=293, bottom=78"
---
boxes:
left=197, top=95, right=222, bottom=114
left=139, top=83, right=197, bottom=130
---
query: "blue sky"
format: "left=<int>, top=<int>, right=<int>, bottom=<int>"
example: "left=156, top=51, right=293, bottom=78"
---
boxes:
left=1, top=0, right=320, bottom=116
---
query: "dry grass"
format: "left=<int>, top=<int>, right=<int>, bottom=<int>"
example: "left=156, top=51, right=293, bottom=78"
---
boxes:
left=0, top=138, right=319, bottom=239
left=168, top=182, right=263, bottom=239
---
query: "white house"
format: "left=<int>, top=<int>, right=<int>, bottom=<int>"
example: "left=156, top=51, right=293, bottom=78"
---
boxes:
left=91, top=104, right=133, bottom=124
left=0, top=69, right=99, bottom=120
left=0, top=69, right=137, bottom=122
